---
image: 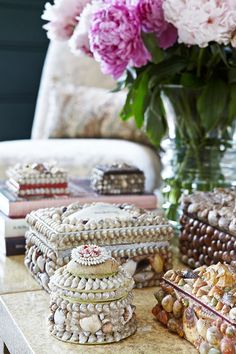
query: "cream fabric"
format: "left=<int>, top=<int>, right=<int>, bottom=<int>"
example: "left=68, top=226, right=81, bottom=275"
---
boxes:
left=43, top=84, right=148, bottom=143
left=0, top=139, right=160, bottom=192
left=32, top=42, right=115, bottom=139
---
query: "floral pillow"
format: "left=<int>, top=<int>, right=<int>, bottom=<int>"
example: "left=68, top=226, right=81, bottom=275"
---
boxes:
left=45, top=84, right=148, bottom=144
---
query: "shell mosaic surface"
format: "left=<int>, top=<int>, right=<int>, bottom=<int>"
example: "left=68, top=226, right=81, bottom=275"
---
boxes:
left=26, top=202, right=174, bottom=250
left=48, top=244, right=137, bottom=344
left=7, top=162, right=68, bottom=197
left=180, top=189, right=236, bottom=269
left=152, top=263, right=236, bottom=353
left=91, top=163, right=145, bottom=195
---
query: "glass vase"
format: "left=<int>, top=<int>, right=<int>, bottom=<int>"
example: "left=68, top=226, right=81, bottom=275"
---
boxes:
left=160, top=86, right=236, bottom=222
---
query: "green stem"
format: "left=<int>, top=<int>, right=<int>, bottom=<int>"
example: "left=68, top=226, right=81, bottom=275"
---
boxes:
left=197, top=48, right=204, bottom=77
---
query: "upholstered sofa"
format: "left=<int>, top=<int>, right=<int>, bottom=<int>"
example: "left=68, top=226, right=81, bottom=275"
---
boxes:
left=0, top=42, right=160, bottom=192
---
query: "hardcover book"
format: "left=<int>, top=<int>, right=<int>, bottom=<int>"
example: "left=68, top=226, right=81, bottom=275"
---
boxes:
left=0, top=179, right=157, bottom=218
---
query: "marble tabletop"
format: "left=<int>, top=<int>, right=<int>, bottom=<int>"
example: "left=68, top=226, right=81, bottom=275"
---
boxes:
left=0, top=253, right=40, bottom=295
left=0, top=288, right=197, bottom=354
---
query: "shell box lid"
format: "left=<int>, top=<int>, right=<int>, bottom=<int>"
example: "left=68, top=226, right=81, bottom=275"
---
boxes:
left=26, top=202, right=174, bottom=251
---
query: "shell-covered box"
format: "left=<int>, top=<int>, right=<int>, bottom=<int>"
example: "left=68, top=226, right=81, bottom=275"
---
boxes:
left=25, top=202, right=174, bottom=291
left=152, top=263, right=236, bottom=353
left=180, top=188, right=236, bottom=269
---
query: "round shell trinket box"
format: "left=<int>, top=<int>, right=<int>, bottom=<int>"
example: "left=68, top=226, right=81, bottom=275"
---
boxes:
left=48, top=244, right=137, bottom=344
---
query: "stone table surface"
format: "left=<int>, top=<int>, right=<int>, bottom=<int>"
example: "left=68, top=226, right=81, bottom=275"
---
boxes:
left=0, top=253, right=40, bottom=295
left=0, top=288, right=197, bottom=354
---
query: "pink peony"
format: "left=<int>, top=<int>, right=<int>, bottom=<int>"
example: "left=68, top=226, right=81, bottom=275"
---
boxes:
left=89, top=3, right=151, bottom=79
left=163, top=0, right=236, bottom=47
left=137, top=0, right=177, bottom=49
left=42, top=0, right=91, bottom=41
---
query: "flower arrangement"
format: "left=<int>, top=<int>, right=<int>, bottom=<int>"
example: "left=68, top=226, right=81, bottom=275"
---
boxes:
left=42, top=0, right=236, bottom=220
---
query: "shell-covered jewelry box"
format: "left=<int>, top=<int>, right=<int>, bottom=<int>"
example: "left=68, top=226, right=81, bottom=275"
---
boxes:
left=25, top=202, right=174, bottom=291
left=180, top=189, right=236, bottom=269
left=49, top=244, right=137, bottom=344
left=152, top=263, right=236, bottom=353
left=7, top=162, right=68, bottom=197
left=90, top=163, right=145, bottom=195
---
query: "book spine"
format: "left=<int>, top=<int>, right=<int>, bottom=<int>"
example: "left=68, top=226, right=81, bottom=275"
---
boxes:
left=0, top=217, right=28, bottom=237
left=5, top=236, right=25, bottom=256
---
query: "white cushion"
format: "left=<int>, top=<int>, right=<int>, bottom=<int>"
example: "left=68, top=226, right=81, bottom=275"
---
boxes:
left=0, top=139, right=160, bottom=192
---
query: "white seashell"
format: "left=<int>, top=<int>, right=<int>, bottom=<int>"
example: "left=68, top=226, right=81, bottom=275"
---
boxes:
left=71, top=277, right=79, bottom=288
left=61, top=331, right=71, bottom=341
left=81, top=293, right=87, bottom=301
left=79, top=334, right=88, bottom=344
left=37, top=255, right=45, bottom=272
left=122, top=260, right=137, bottom=277
left=88, top=293, right=95, bottom=300
left=196, top=319, right=209, bottom=339
left=78, top=278, right=86, bottom=290
left=100, top=281, right=107, bottom=290
left=54, top=309, right=65, bottom=325
left=80, top=315, right=102, bottom=334
left=64, top=276, right=73, bottom=287
left=88, top=334, right=96, bottom=343
left=133, top=271, right=154, bottom=283
left=87, top=304, right=94, bottom=312
left=92, top=281, right=100, bottom=290
left=229, top=307, right=236, bottom=321
left=80, top=304, right=87, bottom=312
left=85, top=282, right=92, bottom=291
left=96, top=304, right=103, bottom=312
left=206, top=326, right=222, bottom=345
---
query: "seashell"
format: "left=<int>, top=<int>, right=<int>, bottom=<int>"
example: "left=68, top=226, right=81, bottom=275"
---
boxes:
left=123, top=305, right=133, bottom=324
left=79, top=333, right=87, bottom=344
left=182, top=307, right=199, bottom=343
left=161, top=295, right=174, bottom=313
left=71, top=277, right=79, bottom=288
left=199, top=341, right=211, bottom=354
left=102, top=322, right=113, bottom=334
left=225, top=326, right=235, bottom=338
left=229, top=307, right=236, bottom=321
left=172, top=300, right=183, bottom=318
left=196, top=319, right=211, bottom=339
left=150, top=254, right=164, bottom=273
left=206, top=326, right=222, bottom=345
left=133, top=271, right=154, bottom=283
left=87, top=304, right=94, bottom=312
left=154, top=288, right=165, bottom=303
left=95, top=304, right=103, bottom=312
left=61, top=331, right=71, bottom=341
left=208, top=210, right=219, bottom=226
left=122, top=260, right=137, bottom=277
left=88, top=334, right=96, bottom=343
left=167, top=318, right=184, bottom=337
left=220, top=338, right=235, bottom=354
left=100, top=281, right=107, bottom=290
left=92, top=280, right=100, bottom=291
left=208, top=349, right=221, bottom=354
left=78, top=278, right=86, bottom=290
left=155, top=310, right=168, bottom=325
left=54, top=309, right=65, bottom=325
left=79, top=315, right=102, bottom=334
left=37, top=255, right=45, bottom=272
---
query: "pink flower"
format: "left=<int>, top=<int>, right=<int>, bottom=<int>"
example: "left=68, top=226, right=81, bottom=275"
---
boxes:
left=42, top=0, right=91, bottom=41
left=137, top=0, right=177, bottom=49
left=163, top=0, right=236, bottom=47
left=89, top=3, right=151, bottom=79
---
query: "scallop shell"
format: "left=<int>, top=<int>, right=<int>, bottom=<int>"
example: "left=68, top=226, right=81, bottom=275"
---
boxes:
left=79, top=315, right=102, bottom=334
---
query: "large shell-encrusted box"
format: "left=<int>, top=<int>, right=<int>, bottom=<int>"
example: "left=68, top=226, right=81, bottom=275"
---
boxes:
left=180, top=189, right=236, bottom=269
left=152, top=263, right=236, bottom=353
left=25, top=202, right=174, bottom=291
left=49, top=245, right=137, bottom=344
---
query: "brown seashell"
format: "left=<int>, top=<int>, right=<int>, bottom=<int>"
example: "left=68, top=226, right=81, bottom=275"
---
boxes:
left=215, top=301, right=224, bottom=311
left=220, top=337, right=236, bottom=354
left=161, top=295, right=174, bottom=313
left=102, top=322, right=113, bottom=334
left=156, top=310, right=169, bottom=325
left=152, top=304, right=162, bottom=317
left=183, top=307, right=199, bottom=343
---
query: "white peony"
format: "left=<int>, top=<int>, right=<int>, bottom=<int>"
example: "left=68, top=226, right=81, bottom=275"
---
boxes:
left=163, top=0, right=236, bottom=47
left=42, top=0, right=91, bottom=41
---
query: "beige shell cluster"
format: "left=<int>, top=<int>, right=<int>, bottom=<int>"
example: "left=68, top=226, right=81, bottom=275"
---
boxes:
left=164, top=262, right=236, bottom=323
left=182, top=188, right=236, bottom=235
left=48, top=244, right=137, bottom=344
left=26, top=202, right=173, bottom=250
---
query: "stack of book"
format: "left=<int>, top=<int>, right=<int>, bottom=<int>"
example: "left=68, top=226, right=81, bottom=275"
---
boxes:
left=0, top=179, right=158, bottom=256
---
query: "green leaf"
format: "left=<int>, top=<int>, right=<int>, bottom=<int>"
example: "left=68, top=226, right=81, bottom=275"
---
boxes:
left=144, top=89, right=167, bottom=146
left=228, top=68, right=236, bottom=84
left=132, top=70, right=151, bottom=128
left=197, top=78, right=228, bottom=132
left=120, top=89, right=134, bottom=121
left=142, top=32, right=164, bottom=64
left=148, top=56, right=188, bottom=89
left=180, top=73, right=203, bottom=88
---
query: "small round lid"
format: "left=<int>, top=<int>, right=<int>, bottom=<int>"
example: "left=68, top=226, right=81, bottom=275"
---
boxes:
left=67, top=245, right=119, bottom=278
